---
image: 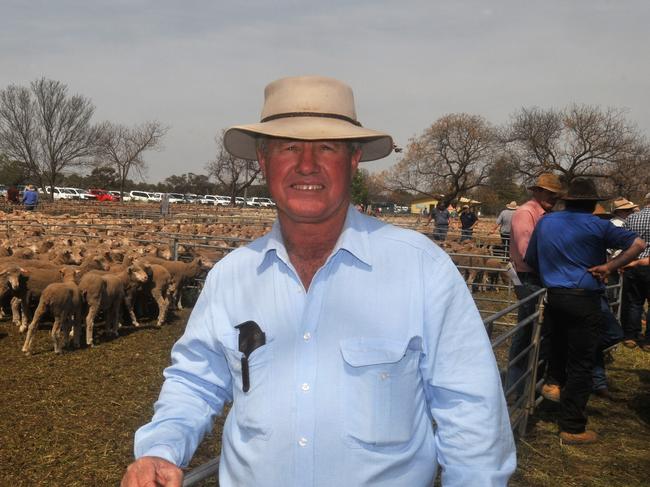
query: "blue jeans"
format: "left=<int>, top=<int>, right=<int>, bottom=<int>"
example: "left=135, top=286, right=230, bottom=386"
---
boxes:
left=506, top=273, right=543, bottom=398
left=460, top=228, right=473, bottom=242
left=433, top=225, right=448, bottom=242
left=592, top=295, right=624, bottom=391
left=620, top=266, right=650, bottom=342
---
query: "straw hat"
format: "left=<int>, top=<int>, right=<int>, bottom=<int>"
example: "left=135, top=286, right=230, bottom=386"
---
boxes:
left=612, top=198, right=638, bottom=211
left=561, top=177, right=608, bottom=201
left=528, top=173, right=563, bottom=194
left=593, top=203, right=612, bottom=218
left=506, top=201, right=517, bottom=210
left=223, top=76, right=394, bottom=162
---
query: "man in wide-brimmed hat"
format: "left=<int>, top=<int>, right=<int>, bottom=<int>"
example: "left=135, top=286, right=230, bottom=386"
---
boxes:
left=506, top=172, right=562, bottom=399
left=123, top=76, right=515, bottom=487
left=619, top=192, right=650, bottom=350
left=525, top=178, right=644, bottom=445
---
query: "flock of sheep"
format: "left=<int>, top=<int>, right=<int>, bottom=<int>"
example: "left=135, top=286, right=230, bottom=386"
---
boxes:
left=0, top=208, right=271, bottom=355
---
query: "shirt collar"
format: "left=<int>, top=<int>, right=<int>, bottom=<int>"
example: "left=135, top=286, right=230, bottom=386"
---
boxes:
left=256, top=205, right=373, bottom=271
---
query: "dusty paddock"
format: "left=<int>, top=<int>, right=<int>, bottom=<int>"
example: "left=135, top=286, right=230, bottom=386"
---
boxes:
left=1, top=308, right=649, bottom=486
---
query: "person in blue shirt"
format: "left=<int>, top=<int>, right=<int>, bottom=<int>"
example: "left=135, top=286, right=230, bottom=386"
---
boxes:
left=22, top=184, right=38, bottom=210
left=121, top=76, right=515, bottom=487
left=525, top=178, right=644, bottom=445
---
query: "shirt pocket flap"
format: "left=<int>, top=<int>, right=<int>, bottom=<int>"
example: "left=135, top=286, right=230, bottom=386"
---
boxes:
left=340, top=337, right=420, bottom=367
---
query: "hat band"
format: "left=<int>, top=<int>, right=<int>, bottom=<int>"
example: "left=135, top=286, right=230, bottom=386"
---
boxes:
left=260, top=111, right=362, bottom=127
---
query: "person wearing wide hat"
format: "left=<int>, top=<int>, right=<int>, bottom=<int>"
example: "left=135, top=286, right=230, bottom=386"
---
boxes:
left=618, top=192, right=650, bottom=350
left=493, top=201, right=518, bottom=253
left=524, top=177, right=645, bottom=444
left=123, top=76, right=515, bottom=487
left=611, top=197, right=638, bottom=227
left=506, top=172, right=562, bottom=400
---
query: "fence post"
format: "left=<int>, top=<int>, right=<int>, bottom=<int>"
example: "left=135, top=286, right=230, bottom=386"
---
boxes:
left=519, top=290, right=546, bottom=437
left=171, top=238, right=178, bottom=261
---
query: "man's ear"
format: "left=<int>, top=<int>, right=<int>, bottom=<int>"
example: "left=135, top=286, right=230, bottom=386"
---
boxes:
left=257, top=149, right=268, bottom=179
left=349, top=148, right=362, bottom=180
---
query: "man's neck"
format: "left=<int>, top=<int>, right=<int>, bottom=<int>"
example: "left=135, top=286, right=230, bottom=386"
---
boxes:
left=278, top=207, right=348, bottom=290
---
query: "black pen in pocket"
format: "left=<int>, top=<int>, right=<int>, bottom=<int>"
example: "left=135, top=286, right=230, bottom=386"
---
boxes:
left=235, top=321, right=266, bottom=392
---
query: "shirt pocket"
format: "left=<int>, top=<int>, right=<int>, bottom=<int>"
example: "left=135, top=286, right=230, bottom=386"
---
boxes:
left=219, top=333, right=274, bottom=440
left=340, top=336, right=422, bottom=448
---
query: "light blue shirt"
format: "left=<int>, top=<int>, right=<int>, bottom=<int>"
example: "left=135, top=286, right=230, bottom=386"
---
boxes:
left=134, top=206, right=515, bottom=486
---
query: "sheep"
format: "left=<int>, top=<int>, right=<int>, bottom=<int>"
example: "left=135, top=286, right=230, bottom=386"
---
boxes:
left=141, top=257, right=208, bottom=309
left=78, top=264, right=149, bottom=346
left=21, top=267, right=82, bottom=355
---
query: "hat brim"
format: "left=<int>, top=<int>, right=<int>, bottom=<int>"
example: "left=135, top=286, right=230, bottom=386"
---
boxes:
left=527, top=184, right=562, bottom=194
left=561, top=194, right=610, bottom=201
left=614, top=204, right=638, bottom=210
left=224, top=117, right=394, bottom=162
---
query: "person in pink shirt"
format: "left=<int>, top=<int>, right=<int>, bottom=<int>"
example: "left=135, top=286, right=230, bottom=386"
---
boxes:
left=506, top=173, right=563, bottom=400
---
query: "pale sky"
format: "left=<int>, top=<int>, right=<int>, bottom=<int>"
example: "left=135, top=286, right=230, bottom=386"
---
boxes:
left=2, top=0, right=649, bottom=182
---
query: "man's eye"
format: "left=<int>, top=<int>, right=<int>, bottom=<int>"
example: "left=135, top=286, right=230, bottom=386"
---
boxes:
left=320, top=144, right=336, bottom=151
left=284, top=145, right=299, bottom=152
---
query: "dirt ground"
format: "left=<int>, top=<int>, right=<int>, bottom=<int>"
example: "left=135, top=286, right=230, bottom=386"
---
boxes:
left=1, top=305, right=649, bottom=486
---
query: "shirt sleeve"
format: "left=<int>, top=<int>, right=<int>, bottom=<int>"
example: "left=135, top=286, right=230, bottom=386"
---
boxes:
left=603, top=221, right=638, bottom=251
left=422, top=256, right=516, bottom=486
left=511, top=209, right=535, bottom=262
left=133, top=268, right=233, bottom=467
left=523, top=225, right=540, bottom=273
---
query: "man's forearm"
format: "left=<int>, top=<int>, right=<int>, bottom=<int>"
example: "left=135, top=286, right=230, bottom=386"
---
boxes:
left=607, top=238, right=646, bottom=272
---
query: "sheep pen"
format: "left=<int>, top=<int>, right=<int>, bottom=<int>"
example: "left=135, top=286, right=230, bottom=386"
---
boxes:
left=0, top=205, right=648, bottom=486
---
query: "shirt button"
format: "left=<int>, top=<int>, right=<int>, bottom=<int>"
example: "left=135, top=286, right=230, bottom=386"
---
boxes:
left=301, top=383, right=310, bottom=392
left=298, top=437, right=308, bottom=447
left=303, top=332, right=311, bottom=341
left=380, top=372, right=389, bottom=380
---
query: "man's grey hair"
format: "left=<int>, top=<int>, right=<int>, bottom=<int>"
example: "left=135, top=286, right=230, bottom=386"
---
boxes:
left=256, top=137, right=361, bottom=158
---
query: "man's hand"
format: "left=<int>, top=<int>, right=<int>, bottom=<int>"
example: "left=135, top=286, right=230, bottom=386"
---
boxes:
left=121, top=456, right=183, bottom=487
left=588, top=263, right=610, bottom=282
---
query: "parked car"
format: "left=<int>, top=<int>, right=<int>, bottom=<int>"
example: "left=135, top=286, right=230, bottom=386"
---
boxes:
left=199, top=195, right=217, bottom=205
left=235, top=197, right=246, bottom=206
left=44, top=186, right=75, bottom=200
left=167, top=193, right=185, bottom=203
left=88, top=188, right=116, bottom=202
left=128, top=190, right=152, bottom=202
left=249, top=197, right=275, bottom=208
left=183, top=193, right=201, bottom=204
left=215, top=195, right=231, bottom=206
left=63, top=187, right=96, bottom=200
left=109, top=190, right=129, bottom=202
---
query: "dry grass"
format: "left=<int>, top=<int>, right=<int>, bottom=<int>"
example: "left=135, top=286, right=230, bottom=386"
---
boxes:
left=1, top=300, right=648, bottom=486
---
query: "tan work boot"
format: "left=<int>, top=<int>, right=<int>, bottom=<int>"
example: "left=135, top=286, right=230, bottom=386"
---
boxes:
left=560, top=430, right=598, bottom=445
left=541, top=383, right=561, bottom=402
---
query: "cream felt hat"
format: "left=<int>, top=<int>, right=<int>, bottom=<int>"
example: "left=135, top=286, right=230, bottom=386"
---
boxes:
left=612, top=198, right=638, bottom=211
left=223, top=76, right=394, bottom=162
left=506, top=201, right=517, bottom=210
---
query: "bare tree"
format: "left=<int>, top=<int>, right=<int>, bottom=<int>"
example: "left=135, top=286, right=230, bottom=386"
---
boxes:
left=384, top=113, right=499, bottom=204
left=95, top=121, right=168, bottom=196
left=0, top=78, right=101, bottom=197
left=206, top=130, right=261, bottom=204
left=504, top=104, right=646, bottom=185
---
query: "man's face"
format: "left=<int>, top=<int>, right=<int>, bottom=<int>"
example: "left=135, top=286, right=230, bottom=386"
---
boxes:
left=533, top=188, right=559, bottom=212
left=258, top=139, right=361, bottom=224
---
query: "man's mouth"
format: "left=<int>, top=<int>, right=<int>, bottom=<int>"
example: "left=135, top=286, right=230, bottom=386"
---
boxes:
left=291, top=184, right=324, bottom=191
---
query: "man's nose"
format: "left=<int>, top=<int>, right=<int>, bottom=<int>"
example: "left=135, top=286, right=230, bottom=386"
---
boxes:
left=296, top=143, right=318, bottom=174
